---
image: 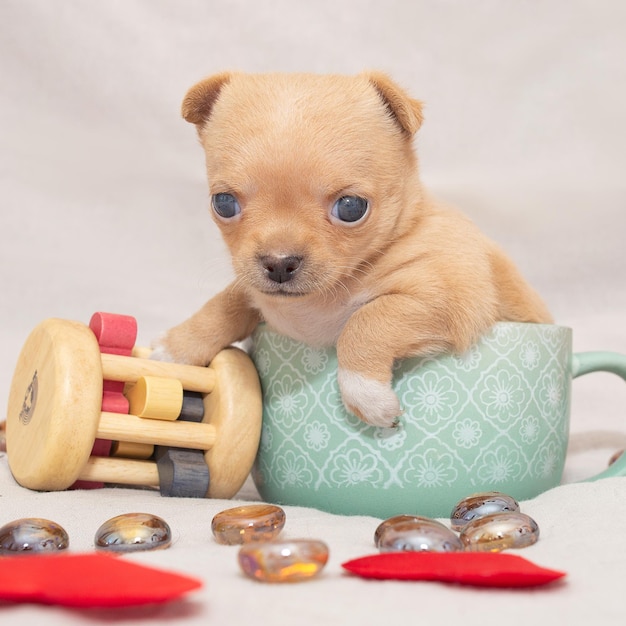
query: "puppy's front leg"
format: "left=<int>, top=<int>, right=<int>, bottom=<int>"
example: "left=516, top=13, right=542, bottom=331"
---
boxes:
left=151, top=283, right=260, bottom=366
left=337, top=295, right=452, bottom=428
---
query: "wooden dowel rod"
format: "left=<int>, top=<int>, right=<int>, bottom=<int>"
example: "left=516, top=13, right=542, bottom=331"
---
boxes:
left=78, top=456, right=160, bottom=486
left=110, top=441, right=155, bottom=460
left=100, top=353, right=215, bottom=394
left=97, top=412, right=217, bottom=450
left=131, top=346, right=153, bottom=359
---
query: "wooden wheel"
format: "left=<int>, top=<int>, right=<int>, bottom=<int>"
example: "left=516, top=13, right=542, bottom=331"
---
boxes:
left=203, top=347, right=263, bottom=498
left=6, top=319, right=103, bottom=490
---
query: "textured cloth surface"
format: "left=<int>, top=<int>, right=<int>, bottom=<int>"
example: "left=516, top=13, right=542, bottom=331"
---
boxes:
left=2, top=1, right=626, bottom=623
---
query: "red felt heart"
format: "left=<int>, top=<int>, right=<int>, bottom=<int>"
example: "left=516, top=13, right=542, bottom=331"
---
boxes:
left=0, top=553, right=202, bottom=607
left=342, top=552, right=565, bottom=588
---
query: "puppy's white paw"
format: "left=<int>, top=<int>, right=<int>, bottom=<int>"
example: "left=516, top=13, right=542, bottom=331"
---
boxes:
left=149, top=335, right=174, bottom=362
left=337, top=369, right=402, bottom=428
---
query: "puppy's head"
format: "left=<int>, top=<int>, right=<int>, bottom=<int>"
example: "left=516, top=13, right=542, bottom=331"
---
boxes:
left=182, top=72, right=424, bottom=302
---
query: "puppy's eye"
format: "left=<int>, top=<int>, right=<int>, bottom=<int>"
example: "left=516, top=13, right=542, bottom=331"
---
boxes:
left=330, top=196, right=369, bottom=224
left=212, top=193, right=241, bottom=219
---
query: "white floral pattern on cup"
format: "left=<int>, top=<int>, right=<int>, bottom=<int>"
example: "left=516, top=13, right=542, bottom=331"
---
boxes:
left=479, top=369, right=528, bottom=422
left=535, top=441, right=560, bottom=479
left=519, top=415, right=540, bottom=444
left=328, top=448, right=384, bottom=487
left=275, top=449, right=314, bottom=489
left=303, top=421, right=330, bottom=451
left=452, top=417, right=482, bottom=448
left=403, top=448, right=458, bottom=488
left=302, top=347, right=328, bottom=375
left=402, top=370, right=460, bottom=425
left=520, top=340, right=541, bottom=370
left=476, top=445, right=523, bottom=484
left=266, top=363, right=315, bottom=428
left=254, top=348, right=271, bottom=378
left=539, top=370, right=565, bottom=417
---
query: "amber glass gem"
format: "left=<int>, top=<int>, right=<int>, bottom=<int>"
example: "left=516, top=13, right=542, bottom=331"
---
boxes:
left=238, top=539, right=329, bottom=582
left=212, top=504, right=286, bottom=545
left=460, top=512, right=539, bottom=552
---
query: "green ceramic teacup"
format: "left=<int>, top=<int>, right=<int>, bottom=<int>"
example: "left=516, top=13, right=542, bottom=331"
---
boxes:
left=250, top=323, right=626, bottom=518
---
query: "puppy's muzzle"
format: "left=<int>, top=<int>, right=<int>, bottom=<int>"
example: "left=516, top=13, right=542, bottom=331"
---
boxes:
left=259, top=255, right=303, bottom=284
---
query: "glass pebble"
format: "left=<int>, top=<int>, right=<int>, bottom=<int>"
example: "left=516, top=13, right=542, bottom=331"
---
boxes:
left=212, top=504, right=286, bottom=545
left=460, top=511, right=539, bottom=552
left=375, top=515, right=462, bottom=552
left=0, top=518, right=69, bottom=554
left=450, top=492, right=520, bottom=531
left=238, top=539, right=329, bottom=583
left=94, top=513, right=172, bottom=552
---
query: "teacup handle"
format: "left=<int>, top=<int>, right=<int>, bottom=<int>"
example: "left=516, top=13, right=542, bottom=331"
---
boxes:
left=572, top=351, right=626, bottom=480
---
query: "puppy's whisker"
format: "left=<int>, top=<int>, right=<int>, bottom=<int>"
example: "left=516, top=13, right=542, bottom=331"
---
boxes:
left=226, top=275, right=251, bottom=307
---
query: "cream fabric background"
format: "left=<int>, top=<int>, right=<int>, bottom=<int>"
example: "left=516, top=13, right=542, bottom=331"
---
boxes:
left=1, top=1, right=626, bottom=623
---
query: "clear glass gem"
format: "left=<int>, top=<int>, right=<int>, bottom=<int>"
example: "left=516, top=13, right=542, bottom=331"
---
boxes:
left=94, top=512, right=172, bottom=552
left=460, top=511, right=540, bottom=552
left=0, top=518, right=69, bottom=554
left=374, top=515, right=421, bottom=547
left=375, top=515, right=462, bottom=552
left=238, top=539, right=329, bottom=582
left=212, top=504, right=286, bottom=545
left=450, top=492, right=520, bottom=531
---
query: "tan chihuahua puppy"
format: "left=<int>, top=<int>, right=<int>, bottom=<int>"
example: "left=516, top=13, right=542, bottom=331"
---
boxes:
left=153, top=71, right=552, bottom=428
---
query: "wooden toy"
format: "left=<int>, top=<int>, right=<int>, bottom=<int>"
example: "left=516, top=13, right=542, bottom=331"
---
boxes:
left=5, top=313, right=263, bottom=499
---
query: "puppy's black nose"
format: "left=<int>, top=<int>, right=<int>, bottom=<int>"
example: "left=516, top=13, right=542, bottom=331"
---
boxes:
left=260, top=255, right=303, bottom=284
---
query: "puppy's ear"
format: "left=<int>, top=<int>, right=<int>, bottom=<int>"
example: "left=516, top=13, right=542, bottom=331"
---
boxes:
left=181, top=72, right=233, bottom=125
left=364, top=72, right=424, bottom=136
